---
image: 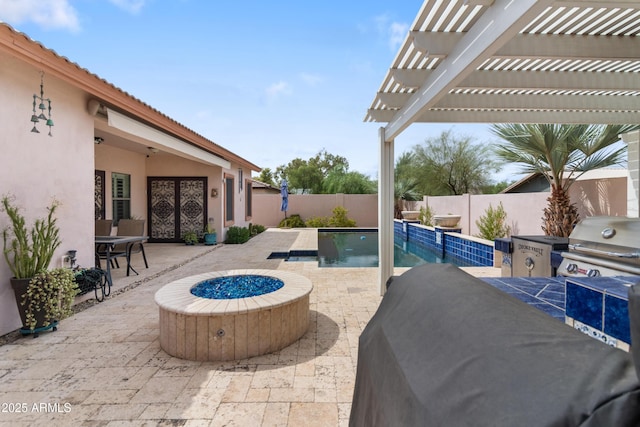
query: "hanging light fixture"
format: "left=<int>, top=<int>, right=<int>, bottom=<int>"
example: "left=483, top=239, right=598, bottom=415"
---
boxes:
left=30, top=72, right=54, bottom=136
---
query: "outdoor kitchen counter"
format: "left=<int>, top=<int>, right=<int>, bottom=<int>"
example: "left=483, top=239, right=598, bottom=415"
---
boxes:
left=565, top=275, right=640, bottom=349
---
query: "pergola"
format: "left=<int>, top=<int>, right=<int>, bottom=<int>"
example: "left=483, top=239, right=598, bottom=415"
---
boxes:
left=367, top=0, right=640, bottom=294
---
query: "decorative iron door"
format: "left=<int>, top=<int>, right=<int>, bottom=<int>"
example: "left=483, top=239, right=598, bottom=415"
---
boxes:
left=148, top=177, right=207, bottom=243
left=95, top=170, right=106, bottom=220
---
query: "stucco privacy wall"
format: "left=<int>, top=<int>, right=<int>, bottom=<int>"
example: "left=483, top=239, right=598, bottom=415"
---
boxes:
left=423, top=193, right=550, bottom=236
left=0, top=52, right=95, bottom=335
left=252, top=193, right=378, bottom=228
left=420, top=182, right=626, bottom=236
left=251, top=177, right=626, bottom=236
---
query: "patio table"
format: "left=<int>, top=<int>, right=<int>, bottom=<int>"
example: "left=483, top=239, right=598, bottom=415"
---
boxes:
left=95, top=235, right=148, bottom=290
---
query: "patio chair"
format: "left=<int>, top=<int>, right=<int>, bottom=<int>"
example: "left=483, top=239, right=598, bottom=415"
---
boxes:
left=113, top=219, right=149, bottom=276
left=95, top=219, right=114, bottom=269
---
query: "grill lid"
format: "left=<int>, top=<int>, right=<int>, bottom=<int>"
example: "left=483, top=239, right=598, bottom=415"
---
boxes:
left=568, top=216, right=640, bottom=266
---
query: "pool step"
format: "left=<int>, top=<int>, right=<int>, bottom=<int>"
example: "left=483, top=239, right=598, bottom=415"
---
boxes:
left=267, top=250, right=318, bottom=261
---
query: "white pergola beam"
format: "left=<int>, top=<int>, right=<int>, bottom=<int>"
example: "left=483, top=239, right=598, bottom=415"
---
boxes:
left=368, top=108, right=640, bottom=124
left=390, top=69, right=433, bottom=88
left=557, top=0, right=640, bottom=6
left=385, top=0, right=556, bottom=141
left=412, top=32, right=639, bottom=61
left=417, top=110, right=640, bottom=124
left=390, top=69, right=640, bottom=92
left=460, top=70, right=640, bottom=91
left=378, top=92, right=640, bottom=111
left=435, top=93, right=639, bottom=110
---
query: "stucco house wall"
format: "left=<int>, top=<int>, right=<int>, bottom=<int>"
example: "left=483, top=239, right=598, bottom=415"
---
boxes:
left=95, top=144, right=148, bottom=220
left=1, top=51, right=95, bottom=334
left=0, top=23, right=261, bottom=336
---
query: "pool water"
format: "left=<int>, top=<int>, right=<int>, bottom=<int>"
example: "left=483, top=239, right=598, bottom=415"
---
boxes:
left=318, top=230, right=470, bottom=268
left=190, top=274, right=284, bottom=299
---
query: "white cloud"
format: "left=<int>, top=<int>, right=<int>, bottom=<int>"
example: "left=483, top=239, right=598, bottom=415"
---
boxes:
left=0, top=0, right=80, bottom=32
left=265, top=81, right=292, bottom=101
left=108, top=0, right=147, bottom=14
left=372, top=13, right=409, bottom=52
left=389, top=21, right=409, bottom=51
left=299, top=73, right=323, bottom=87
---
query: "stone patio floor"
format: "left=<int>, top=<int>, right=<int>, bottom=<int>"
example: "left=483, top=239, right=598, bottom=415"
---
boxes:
left=0, top=228, right=499, bottom=426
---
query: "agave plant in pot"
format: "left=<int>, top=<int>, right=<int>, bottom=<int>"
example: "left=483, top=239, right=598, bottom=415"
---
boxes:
left=1, top=196, right=78, bottom=336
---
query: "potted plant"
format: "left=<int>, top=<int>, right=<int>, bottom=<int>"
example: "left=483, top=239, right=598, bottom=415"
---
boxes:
left=203, top=219, right=217, bottom=246
left=2, top=195, right=77, bottom=334
left=183, top=231, right=198, bottom=245
left=21, top=268, right=78, bottom=333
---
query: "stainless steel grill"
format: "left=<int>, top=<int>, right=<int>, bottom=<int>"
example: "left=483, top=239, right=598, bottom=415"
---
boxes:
left=558, top=216, right=640, bottom=278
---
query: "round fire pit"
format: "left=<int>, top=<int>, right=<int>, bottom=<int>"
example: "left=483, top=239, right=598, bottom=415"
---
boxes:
left=155, top=269, right=313, bottom=361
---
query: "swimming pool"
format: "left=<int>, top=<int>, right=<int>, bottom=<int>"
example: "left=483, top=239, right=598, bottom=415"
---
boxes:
left=317, top=229, right=471, bottom=268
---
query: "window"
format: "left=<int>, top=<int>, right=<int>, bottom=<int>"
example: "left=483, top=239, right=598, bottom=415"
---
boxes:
left=112, top=172, right=131, bottom=225
left=245, top=179, right=252, bottom=219
left=225, top=174, right=234, bottom=224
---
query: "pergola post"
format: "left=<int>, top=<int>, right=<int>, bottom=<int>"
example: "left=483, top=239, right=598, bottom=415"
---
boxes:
left=378, top=127, right=394, bottom=295
left=622, top=130, right=640, bottom=217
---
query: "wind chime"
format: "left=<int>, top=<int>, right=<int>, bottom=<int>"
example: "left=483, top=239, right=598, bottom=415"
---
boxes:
left=30, top=72, right=54, bottom=136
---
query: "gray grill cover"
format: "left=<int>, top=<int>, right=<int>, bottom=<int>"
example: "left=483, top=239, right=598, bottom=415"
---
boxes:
left=350, top=264, right=640, bottom=427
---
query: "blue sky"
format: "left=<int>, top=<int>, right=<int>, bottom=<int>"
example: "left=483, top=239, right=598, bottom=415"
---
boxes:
left=0, top=0, right=509, bottom=181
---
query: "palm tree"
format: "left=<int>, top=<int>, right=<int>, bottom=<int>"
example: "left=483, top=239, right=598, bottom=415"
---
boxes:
left=394, top=152, right=421, bottom=219
left=491, top=123, right=638, bottom=237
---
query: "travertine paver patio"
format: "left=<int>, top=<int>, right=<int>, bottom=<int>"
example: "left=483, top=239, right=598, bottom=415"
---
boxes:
left=0, top=228, right=498, bottom=426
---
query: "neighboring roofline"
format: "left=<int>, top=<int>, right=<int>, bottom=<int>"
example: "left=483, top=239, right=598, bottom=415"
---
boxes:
left=500, top=168, right=628, bottom=193
left=500, top=172, right=539, bottom=193
left=0, top=22, right=261, bottom=172
left=251, top=179, right=280, bottom=191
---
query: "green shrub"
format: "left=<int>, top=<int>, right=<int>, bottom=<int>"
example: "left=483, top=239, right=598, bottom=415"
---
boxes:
left=225, top=226, right=250, bottom=244
left=249, top=223, right=266, bottom=235
left=183, top=231, right=198, bottom=245
left=328, top=206, right=356, bottom=227
left=419, top=205, right=433, bottom=226
left=278, top=214, right=305, bottom=228
left=475, top=202, right=511, bottom=240
left=305, top=216, right=330, bottom=228
left=305, top=206, right=356, bottom=228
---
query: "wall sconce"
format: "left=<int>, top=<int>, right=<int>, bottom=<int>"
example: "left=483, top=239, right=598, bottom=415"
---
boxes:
left=30, top=72, right=54, bottom=136
left=211, top=188, right=218, bottom=198
left=94, top=137, right=104, bottom=144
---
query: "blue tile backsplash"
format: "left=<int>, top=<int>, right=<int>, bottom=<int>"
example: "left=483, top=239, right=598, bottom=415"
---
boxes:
left=565, top=276, right=635, bottom=345
left=566, top=281, right=604, bottom=330
left=395, top=220, right=493, bottom=267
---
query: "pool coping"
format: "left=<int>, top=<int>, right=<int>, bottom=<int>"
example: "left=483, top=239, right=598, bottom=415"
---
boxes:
left=154, top=269, right=313, bottom=316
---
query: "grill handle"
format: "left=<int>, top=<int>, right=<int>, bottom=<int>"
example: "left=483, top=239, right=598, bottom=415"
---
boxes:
left=569, top=243, right=640, bottom=259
